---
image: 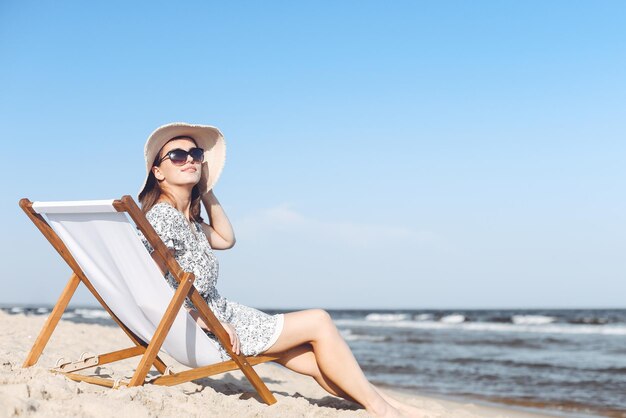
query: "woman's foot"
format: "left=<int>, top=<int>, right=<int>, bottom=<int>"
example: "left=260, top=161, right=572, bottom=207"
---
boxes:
left=367, top=397, right=406, bottom=418
left=374, top=386, right=422, bottom=418
left=396, top=403, right=422, bottom=418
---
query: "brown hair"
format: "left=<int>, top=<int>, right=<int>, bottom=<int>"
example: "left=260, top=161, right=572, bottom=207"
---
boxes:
left=138, top=137, right=204, bottom=223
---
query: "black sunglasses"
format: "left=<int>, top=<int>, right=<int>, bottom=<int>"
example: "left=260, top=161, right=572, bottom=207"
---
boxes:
left=157, top=147, right=205, bottom=166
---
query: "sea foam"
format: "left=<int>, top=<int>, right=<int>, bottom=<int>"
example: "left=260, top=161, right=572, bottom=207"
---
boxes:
left=365, top=313, right=411, bottom=322
left=512, top=315, right=556, bottom=325
left=335, top=319, right=626, bottom=336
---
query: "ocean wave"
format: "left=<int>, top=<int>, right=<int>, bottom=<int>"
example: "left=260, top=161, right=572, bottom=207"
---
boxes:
left=453, top=337, right=542, bottom=349
left=406, top=337, right=434, bottom=344
left=441, top=314, right=465, bottom=324
left=365, top=313, right=412, bottom=322
left=335, top=319, right=626, bottom=336
left=448, top=358, right=626, bottom=375
left=340, top=329, right=389, bottom=342
left=73, top=309, right=111, bottom=319
left=512, top=315, right=556, bottom=325
left=448, top=358, right=562, bottom=371
left=570, top=317, right=610, bottom=325
left=344, top=334, right=390, bottom=342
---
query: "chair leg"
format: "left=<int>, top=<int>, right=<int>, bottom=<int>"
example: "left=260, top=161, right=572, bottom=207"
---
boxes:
left=23, top=273, right=80, bottom=367
left=152, top=356, right=168, bottom=374
left=128, top=273, right=194, bottom=386
left=237, top=362, right=278, bottom=405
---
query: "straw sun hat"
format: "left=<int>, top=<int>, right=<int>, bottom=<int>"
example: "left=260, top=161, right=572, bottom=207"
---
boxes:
left=138, top=122, right=226, bottom=199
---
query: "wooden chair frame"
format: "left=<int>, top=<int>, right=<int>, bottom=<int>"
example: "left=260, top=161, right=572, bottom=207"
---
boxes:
left=19, top=195, right=279, bottom=404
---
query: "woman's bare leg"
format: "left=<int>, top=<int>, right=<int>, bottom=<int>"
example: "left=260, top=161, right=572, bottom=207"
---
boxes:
left=273, top=342, right=421, bottom=417
left=272, top=343, right=357, bottom=403
left=264, top=309, right=401, bottom=417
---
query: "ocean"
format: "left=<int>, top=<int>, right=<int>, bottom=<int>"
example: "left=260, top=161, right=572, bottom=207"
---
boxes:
left=3, top=306, right=625, bottom=417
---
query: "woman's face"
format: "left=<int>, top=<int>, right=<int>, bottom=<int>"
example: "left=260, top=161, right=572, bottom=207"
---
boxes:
left=151, top=138, right=203, bottom=190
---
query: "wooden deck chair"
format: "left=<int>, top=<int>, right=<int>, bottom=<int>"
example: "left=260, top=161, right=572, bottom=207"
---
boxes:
left=19, top=195, right=279, bottom=404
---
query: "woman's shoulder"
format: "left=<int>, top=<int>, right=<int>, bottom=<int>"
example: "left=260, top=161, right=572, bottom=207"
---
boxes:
left=140, top=202, right=188, bottom=253
left=146, top=202, right=187, bottom=228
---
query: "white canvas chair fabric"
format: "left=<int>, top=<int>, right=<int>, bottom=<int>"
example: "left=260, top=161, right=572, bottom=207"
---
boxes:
left=32, top=199, right=223, bottom=368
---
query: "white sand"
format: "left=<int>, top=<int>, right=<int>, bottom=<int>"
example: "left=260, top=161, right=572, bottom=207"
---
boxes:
left=0, top=310, right=557, bottom=417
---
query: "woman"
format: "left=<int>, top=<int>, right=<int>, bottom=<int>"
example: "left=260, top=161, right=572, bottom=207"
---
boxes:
left=137, top=122, right=418, bottom=418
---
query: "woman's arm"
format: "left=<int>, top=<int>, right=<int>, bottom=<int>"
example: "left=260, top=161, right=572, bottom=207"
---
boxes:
left=187, top=308, right=241, bottom=354
left=150, top=253, right=240, bottom=354
left=200, top=190, right=236, bottom=250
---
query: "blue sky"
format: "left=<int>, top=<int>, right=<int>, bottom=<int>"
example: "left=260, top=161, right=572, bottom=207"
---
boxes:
left=1, top=1, right=624, bottom=309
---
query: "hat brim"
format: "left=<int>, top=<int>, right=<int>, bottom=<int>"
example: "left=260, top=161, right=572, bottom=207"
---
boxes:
left=138, top=122, right=226, bottom=199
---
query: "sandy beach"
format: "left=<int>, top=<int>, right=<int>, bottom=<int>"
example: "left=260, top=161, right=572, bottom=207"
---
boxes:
left=0, top=310, right=558, bottom=418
